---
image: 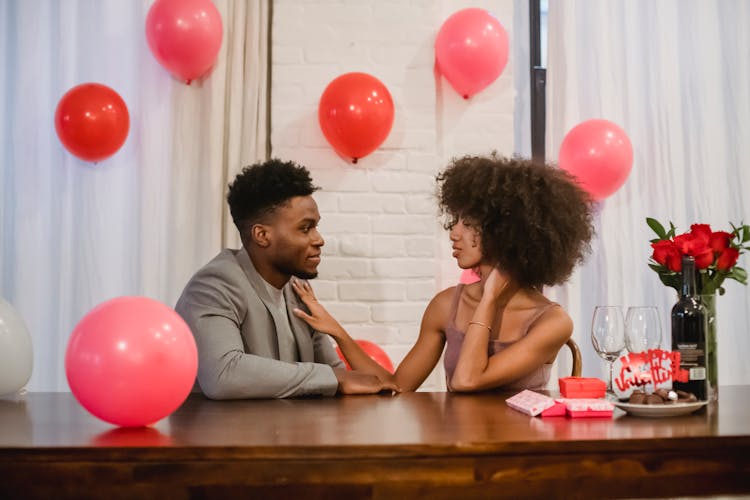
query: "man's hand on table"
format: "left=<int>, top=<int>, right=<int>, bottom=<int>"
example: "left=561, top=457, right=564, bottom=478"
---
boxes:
left=334, top=369, right=401, bottom=395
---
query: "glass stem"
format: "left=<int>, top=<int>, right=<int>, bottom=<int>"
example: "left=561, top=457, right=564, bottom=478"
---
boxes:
left=607, top=360, right=614, bottom=393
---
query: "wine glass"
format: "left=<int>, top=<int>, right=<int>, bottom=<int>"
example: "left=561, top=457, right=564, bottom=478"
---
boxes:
left=625, top=306, right=662, bottom=353
left=591, top=306, right=626, bottom=397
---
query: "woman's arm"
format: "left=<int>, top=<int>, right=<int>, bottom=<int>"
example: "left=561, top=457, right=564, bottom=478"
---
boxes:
left=291, top=279, right=392, bottom=380
left=451, top=307, right=573, bottom=392
left=449, top=267, right=507, bottom=390
left=292, top=279, right=451, bottom=391
left=389, top=289, right=451, bottom=391
left=450, top=270, right=572, bottom=392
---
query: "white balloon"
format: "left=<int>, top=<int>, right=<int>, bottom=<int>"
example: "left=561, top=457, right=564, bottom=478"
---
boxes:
left=0, top=298, right=33, bottom=395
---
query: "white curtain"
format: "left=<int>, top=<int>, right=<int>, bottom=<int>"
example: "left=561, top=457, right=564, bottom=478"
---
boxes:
left=0, top=0, right=269, bottom=391
left=546, top=0, right=750, bottom=386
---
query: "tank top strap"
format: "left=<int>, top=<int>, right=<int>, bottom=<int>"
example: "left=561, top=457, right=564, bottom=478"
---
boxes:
left=520, top=301, right=560, bottom=336
left=448, top=284, right=465, bottom=326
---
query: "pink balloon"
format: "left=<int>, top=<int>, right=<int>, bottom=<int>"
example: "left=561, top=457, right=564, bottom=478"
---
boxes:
left=65, top=297, right=197, bottom=427
left=146, top=0, right=223, bottom=84
left=558, top=119, right=634, bottom=200
left=459, top=269, right=480, bottom=284
left=435, top=8, right=509, bottom=99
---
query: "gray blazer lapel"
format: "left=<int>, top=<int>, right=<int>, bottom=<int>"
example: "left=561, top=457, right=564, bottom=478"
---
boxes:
left=236, top=249, right=315, bottom=363
left=235, top=248, right=287, bottom=359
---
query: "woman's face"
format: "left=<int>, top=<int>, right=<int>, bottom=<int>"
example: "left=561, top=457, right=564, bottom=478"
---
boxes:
left=449, top=217, right=483, bottom=269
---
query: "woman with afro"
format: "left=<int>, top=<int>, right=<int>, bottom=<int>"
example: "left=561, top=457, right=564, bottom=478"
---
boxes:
left=292, top=154, right=595, bottom=392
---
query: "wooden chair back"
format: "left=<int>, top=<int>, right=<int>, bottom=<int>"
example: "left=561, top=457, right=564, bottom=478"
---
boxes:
left=566, top=338, right=582, bottom=377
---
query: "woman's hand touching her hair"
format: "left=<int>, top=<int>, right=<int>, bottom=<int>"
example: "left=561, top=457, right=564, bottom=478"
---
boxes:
left=482, top=267, right=512, bottom=303
left=291, top=279, right=347, bottom=339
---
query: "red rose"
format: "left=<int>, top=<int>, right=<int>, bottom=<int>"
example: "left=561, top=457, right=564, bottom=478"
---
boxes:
left=666, top=249, right=683, bottom=272
left=671, top=232, right=713, bottom=269
left=694, top=247, right=714, bottom=269
left=690, top=224, right=712, bottom=245
left=709, top=231, right=732, bottom=254
left=651, top=240, right=673, bottom=266
left=717, top=247, right=739, bottom=271
left=651, top=240, right=683, bottom=272
left=673, top=233, right=695, bottom=254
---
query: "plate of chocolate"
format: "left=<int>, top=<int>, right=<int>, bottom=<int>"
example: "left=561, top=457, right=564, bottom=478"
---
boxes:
left=613, top=389, right=707, bottom=417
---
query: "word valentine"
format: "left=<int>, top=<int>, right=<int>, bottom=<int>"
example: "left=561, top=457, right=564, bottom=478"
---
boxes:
left=614, top=349, right=689, bottom=392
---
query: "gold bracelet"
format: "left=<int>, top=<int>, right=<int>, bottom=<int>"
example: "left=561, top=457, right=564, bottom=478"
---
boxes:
left=468, top=321, right=493, bottom=334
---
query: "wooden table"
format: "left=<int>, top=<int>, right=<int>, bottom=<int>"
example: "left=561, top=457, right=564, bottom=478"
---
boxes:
left=1, top=387, right=749, bottom=499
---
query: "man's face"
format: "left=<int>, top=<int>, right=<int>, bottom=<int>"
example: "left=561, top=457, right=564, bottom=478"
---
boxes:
left=266, top=196, right=324, bottom=279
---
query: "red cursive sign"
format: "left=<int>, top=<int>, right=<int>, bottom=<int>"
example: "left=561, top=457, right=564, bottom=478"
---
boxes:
left=614, top=349, right=688, bottom=392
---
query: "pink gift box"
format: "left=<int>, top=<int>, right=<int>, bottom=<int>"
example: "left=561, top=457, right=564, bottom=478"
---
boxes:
left=558, top=398, right=614, bottom=419
left=540, top=401, right=567, bottom=417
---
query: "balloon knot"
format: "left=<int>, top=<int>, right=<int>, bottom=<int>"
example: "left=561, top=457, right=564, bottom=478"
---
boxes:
left=186, top=80, right=192, bottom=85
left=352, top=158, right=358, bottom=164
left=463, top=94, right=469, bottom=99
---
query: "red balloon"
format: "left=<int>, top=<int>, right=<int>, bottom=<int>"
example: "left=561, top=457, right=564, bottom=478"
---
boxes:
left=54, top=83, right=130, bottom=163
left=435, top=8, right=509, bottom=99
left=558, top=119, right=634, bottom=200
left=318, top=72, right=395, bottom=163
left=146, top=0, right=223, bottom=83
left=336, top=340, right=394, bottom=373
left=65, top=297, right=197, bottom=427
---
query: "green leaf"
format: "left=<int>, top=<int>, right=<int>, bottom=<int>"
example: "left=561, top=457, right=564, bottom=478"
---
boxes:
left=646, top=217, right=667, bottom=239
left=649, top=238, right=662, bottom=244
left=648, top=263, right=668, bottom=273
left=702, top=282, right=719, bottom=295
left=667, top=222, right=677, bottom=239
left=728, top=266, right=748, bottom=285
left=658, top=272, right=681, bottom=291
left=743, top=225, right=750, bottom=243
left=734, top=266, right=748, bottom=281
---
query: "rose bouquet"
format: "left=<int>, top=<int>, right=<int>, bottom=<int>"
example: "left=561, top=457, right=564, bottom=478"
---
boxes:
left=646, top=218, right=749, bottom=295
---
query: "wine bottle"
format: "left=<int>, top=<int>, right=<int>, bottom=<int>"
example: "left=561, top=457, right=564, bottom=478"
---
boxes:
left=671, top=255, right=708, bottom=400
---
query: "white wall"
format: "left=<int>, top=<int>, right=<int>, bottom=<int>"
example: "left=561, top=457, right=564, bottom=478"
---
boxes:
left=271, top=0, right=515, bottom=390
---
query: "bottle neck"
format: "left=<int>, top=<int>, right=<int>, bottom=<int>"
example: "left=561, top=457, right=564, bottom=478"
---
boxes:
left=681, top=256, right=697, bottom=297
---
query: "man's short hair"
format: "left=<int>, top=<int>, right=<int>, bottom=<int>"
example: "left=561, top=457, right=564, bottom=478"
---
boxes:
left=227, top=158, right=319, bottom=232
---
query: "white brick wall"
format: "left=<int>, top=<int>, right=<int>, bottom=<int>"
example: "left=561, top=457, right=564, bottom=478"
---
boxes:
left=272, top=0, right=515, bottom=391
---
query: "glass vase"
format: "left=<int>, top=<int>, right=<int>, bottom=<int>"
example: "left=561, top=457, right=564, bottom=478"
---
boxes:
left=700, top=294, right=718, bottom=401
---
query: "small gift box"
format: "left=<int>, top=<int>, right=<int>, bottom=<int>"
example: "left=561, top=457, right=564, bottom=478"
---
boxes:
left=506, top=390, right=555, bottom=416
left=559, top=377, right=606, bottom=399
left=558, top=398, right=614, bottom=418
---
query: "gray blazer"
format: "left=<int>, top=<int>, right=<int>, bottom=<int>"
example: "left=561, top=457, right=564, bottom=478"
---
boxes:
left=175, top=248, right=344, bottom=399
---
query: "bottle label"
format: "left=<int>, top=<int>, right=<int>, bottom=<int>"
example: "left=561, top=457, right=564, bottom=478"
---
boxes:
left=689, top=367, right=706, bottom=381
left=676, top=343, right=704, bottom=364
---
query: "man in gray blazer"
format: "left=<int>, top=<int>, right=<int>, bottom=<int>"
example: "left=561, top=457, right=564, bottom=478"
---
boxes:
left=175, top=159, right=397, bottom=399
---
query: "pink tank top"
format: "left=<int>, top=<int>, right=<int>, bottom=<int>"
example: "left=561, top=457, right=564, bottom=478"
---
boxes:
left=443, top=284, right=558, bottom=391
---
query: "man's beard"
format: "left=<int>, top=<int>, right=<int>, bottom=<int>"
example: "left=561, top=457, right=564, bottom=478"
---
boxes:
left=275, top=260, right=318, bottom=281
left=293, top=270, right=318, bottom=280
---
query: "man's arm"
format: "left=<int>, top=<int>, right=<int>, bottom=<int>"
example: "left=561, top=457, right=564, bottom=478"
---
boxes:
left=311, top=330, right=346, bottom=368
left=176, top=274, right=339, bottom=400
left=188, top=308, right=340, bottom=399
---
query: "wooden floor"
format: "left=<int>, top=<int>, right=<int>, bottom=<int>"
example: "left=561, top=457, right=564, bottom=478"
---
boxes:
left=1, top=386, right=749, bottom=499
